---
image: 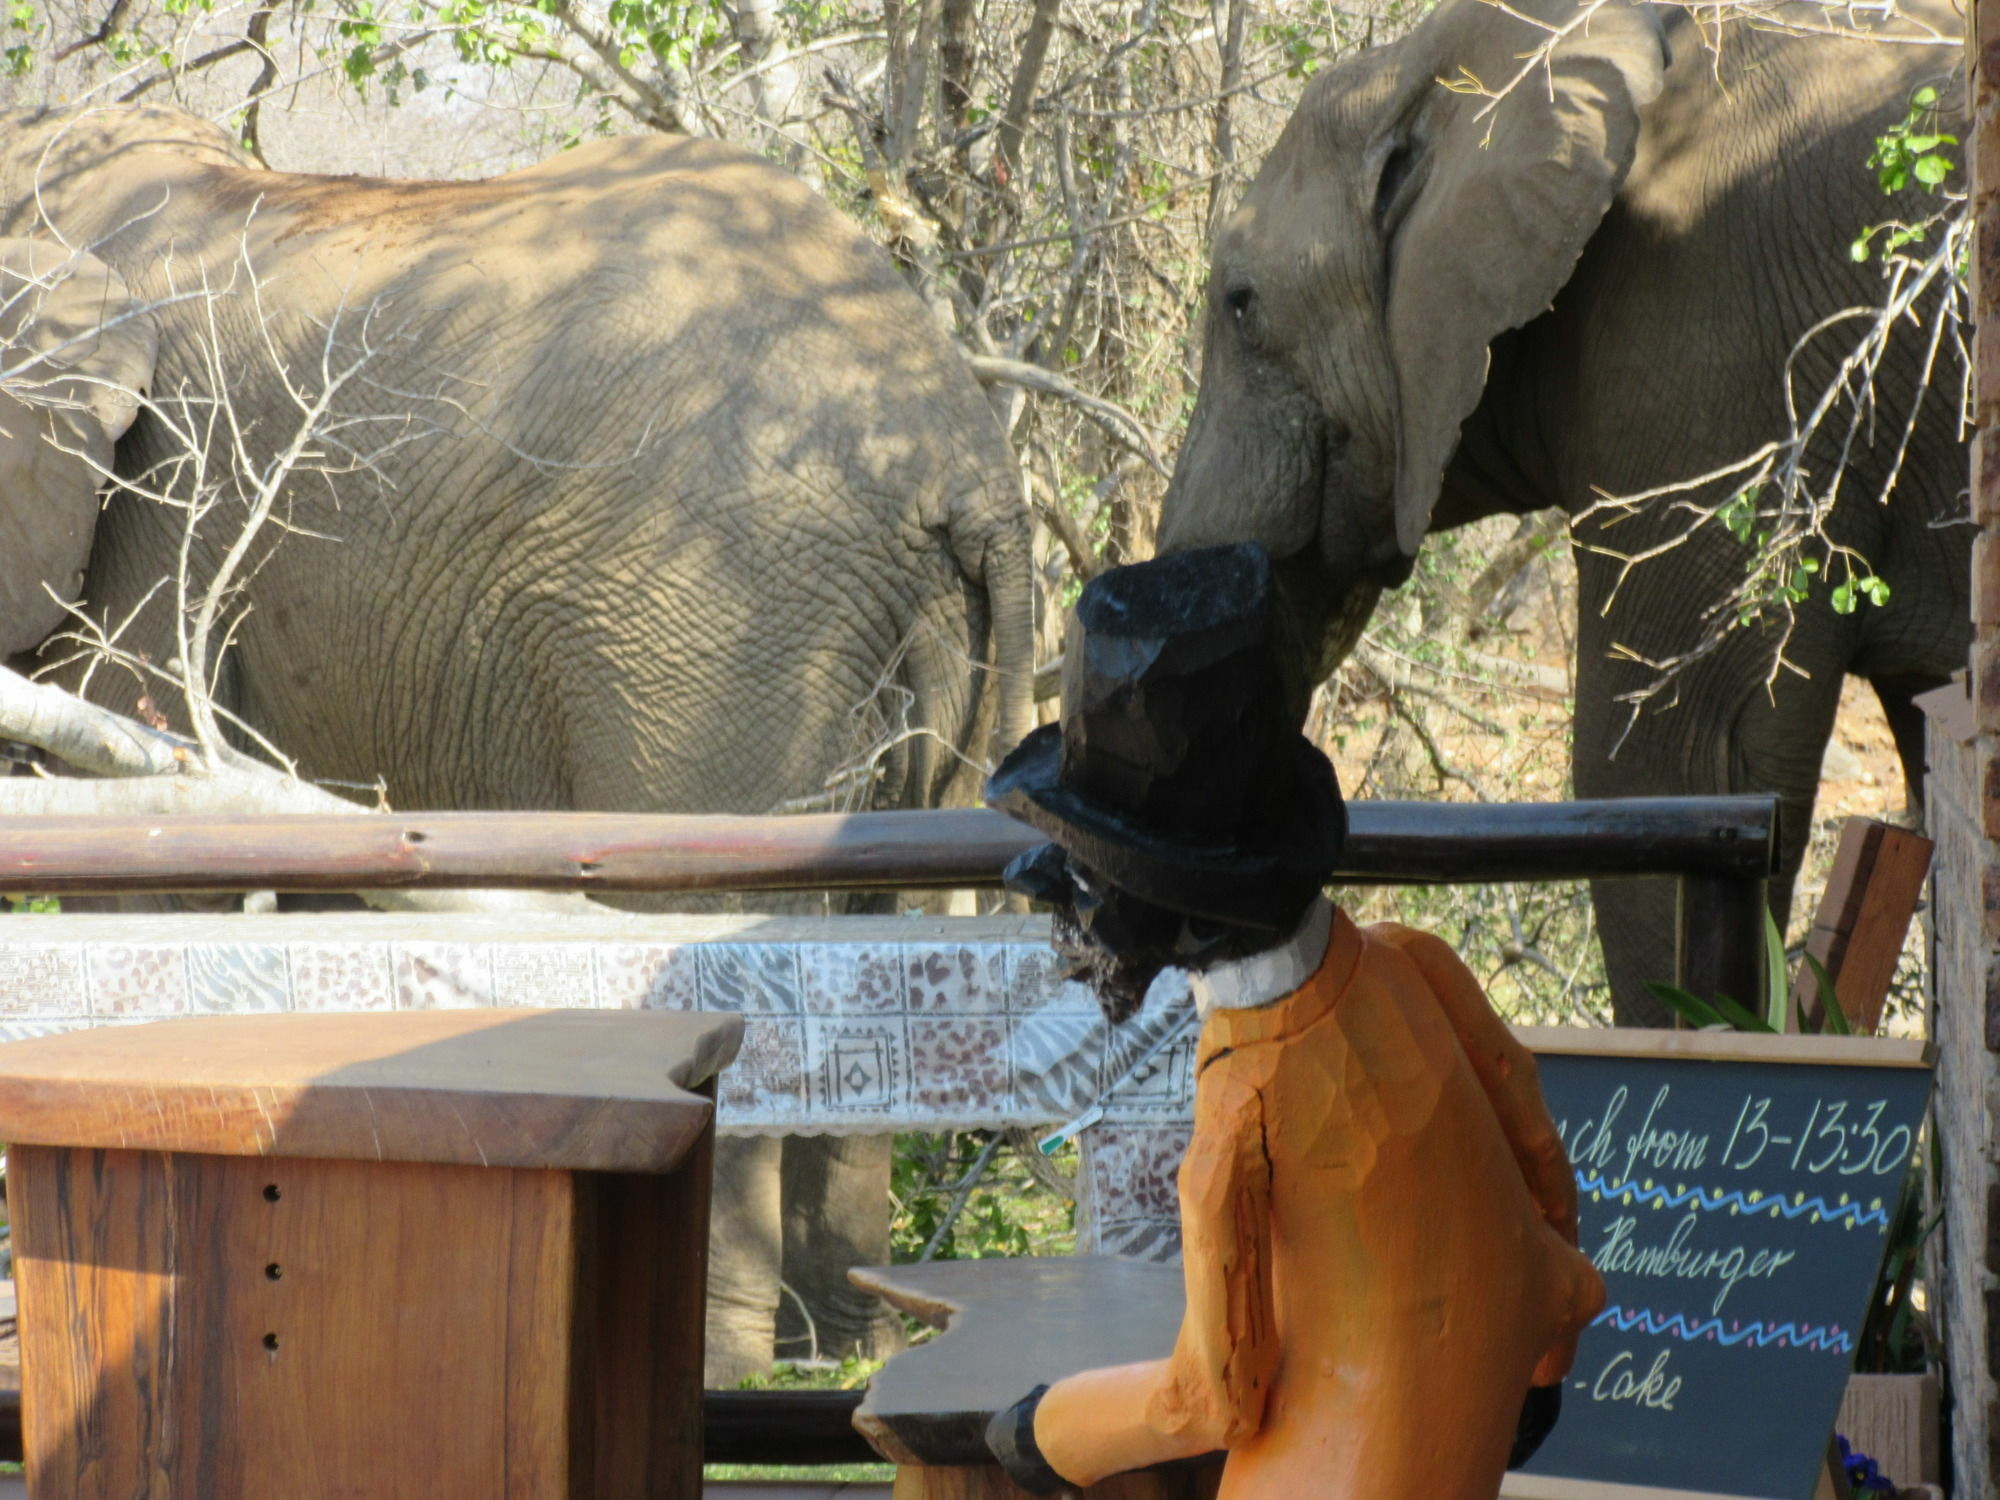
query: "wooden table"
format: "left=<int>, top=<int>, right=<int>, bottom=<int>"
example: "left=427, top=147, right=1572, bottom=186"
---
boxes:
left=850, top=1257, right=1222, bottom=1500
left=0, top=1008, right=741, bottom=1499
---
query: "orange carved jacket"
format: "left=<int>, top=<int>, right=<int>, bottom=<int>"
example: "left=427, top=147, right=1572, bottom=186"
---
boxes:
left=1034, top=912, right=1605, bottom=1498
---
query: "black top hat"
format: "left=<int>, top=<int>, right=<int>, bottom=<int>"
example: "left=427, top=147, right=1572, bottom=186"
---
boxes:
left=986, top=543, right=1346, bottom=929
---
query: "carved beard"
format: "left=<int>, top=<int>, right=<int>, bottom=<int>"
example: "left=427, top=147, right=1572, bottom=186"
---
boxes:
left=1049, top=901, right=1166, bottom=1025
left=1007, top=842, right=1278, bottom=1025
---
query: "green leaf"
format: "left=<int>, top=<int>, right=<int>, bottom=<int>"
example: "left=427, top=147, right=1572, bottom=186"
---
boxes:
left=1805, top=953, right=1852, bottom=1035
left=1912, top=85, right=1938, bottom=107
left=1763, top=909, right=1788, bottom=1031
left=1710, top=988, right=1779, bottom=1035
left=1645, top=981, right=1730, bottom=1030
left=1914, top=154, right=1952, bottom=188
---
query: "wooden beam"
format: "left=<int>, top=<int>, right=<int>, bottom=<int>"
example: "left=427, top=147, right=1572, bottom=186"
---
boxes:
left=1511, top=1025, right=1932, bottom=1069
left=1788, top=818, right=1933, bottom=1035
left=1675, top=874, right=1768, bottom=1012
left=0, top=796, right=1778, bottom=896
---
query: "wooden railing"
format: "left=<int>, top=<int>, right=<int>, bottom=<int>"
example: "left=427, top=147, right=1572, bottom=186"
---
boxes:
left=0, top=794, right=1782, bottom=1466
left=0, top=794, right=1780, bottom=1005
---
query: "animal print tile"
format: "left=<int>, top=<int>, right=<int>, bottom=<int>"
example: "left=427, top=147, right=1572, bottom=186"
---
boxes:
left=800, top=944, right=905, bottom=1016
left=489, top=944, right=597, bottom=1008
left=286, top=942, right=395, bottom=1011
left=0, top=945, right=87, bottom=1015
left=186, top=944, right=290, bottom=1013
left=597, top=943, right=703, bottom=1011
left=698, top=944, right=803, bottom=1014
left=908, top=1016, right=1011, bottom=1121
left=1009, top=1010, right=1103, bottom=1118
left=1078, top=1123, right=1189, bottom=1262
left=904, top=944, right=1007, bottom=1014
left=86, top=944, right=187, bottom=1017
left=393, top=942, right=494, bottom=1010
left=1002, top=945, right=1084, bottom=1014
left=1090, top=1213, right=1185, bottom=1264
left=717, top=1016, right=807, bottom=1121
left=0, top=1018, right=87, bottom=1044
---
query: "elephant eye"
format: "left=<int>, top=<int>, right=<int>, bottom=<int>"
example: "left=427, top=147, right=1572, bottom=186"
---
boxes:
left=1224, top=284, right=1256, bottom=326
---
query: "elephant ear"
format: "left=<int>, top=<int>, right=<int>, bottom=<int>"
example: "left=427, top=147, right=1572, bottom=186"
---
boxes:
left=0, top=239, right=157, bottom=657
left=1386, top=0, right=1669, bottom=553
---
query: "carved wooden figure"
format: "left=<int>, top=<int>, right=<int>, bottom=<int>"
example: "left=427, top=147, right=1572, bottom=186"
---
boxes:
left=1027, top=914, right=1603, bottom=1497
left=970, top=543, right=1605, bottom=1498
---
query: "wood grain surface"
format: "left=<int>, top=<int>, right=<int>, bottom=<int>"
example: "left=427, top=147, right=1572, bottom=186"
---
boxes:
left=13, top=1146, right=582, bottom=1496
left=576, top=1100, right=715, bottom=1496
left=0, top=1009, right=740, bottom=1171
left=1510, top=1024, right=1932, bottom=1068
left=1787, top=818, right=1933, bottom=1035
left=11, top=1123, right=716, bottom=1495
left=850, top=1258, right=1187, bottom=1469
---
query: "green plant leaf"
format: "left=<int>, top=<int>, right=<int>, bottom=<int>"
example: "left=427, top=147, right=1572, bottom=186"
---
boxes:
left=1804, top=952, right=1852, bottom=1035
left=1644, top=980, right=1730, bottom=1030
left=1708, top=988, right=1778, bottom=1035
left=1763, top=909, right=1788, bottom=1032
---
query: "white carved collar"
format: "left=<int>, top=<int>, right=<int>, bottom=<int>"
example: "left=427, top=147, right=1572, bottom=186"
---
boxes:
left=1187, top=897, right=1333, bottom=1016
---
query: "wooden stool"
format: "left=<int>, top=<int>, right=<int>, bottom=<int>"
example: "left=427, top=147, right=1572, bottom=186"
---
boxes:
left=849, top=1257, right=1221, bottom=1499
left=0, top=1008, right=740, bottom=1498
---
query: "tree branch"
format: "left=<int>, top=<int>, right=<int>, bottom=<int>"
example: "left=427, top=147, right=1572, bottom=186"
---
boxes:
left=965, top=353, right=1165, bottom=473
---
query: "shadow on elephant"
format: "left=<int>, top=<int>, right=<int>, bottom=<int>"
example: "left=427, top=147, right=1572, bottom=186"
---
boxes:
left=0, top=103, right=1036, bottom=1383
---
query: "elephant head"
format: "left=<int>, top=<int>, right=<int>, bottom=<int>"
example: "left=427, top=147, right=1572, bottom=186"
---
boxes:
left=1157, top=0, right=1669, bottom=684
left=0, top=238, right=157, bottom=657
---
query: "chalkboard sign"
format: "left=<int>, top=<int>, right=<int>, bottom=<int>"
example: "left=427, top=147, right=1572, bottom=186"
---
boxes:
left=1502, top=1030, right=1932, bottom=1500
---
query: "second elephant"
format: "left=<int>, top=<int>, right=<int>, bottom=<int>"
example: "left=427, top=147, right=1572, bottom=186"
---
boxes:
left=0, top=104, right=1035, bottom=1380
left=1157, top=0, right=1967, bottom=1018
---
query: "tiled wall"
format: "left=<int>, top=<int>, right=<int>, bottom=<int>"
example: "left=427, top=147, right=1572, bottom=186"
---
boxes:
left=0, top=910, right=1198, bottom=1259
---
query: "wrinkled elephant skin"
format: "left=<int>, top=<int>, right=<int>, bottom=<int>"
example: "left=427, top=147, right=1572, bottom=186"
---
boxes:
left=0, top=105, right=1035, bottom=1382
left=1157, top=0, right=1968, bottom=1020
left=0, top=240, right=154, bottom=655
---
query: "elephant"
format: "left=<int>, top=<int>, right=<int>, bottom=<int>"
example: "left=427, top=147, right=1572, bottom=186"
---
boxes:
left=0, top=242, right=156, bottom=656
left=1155, top=0, right=1968, bottom=1021
left=0, top=105, right=1035, bottom=1382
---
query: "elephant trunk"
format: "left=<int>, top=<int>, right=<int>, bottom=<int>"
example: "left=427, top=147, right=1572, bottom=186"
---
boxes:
left=980, top=511, right=1036, bottom=765
left=896, top=488, right=1040, bottom=812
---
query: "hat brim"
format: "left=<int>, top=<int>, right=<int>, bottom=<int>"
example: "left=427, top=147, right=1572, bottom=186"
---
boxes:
left=986, top=724, right=1346, bottom=928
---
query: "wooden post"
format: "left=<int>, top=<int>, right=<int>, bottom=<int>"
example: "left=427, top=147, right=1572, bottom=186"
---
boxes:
left=0, top=1010, right=740, bottom=1500
left=1675, top=874, right=1768, bottom=1010
left=1787, top=817, right=1933, bottom=1034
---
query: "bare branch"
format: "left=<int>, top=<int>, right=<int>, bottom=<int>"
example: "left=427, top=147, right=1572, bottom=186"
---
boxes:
left=965, top=353, right=1166, bottom=474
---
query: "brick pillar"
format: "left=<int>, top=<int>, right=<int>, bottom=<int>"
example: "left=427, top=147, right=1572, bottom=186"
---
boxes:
left=1934, top=1, right=2000, bottom=1488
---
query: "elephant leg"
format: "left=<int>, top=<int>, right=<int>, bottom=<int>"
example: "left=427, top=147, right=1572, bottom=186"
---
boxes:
left=1869, top=672, right=1945, bottom=815
left=778, top=1133, right=907, bottom=1365
left=705, top=1134, right=784, bottom=1388
left=1570, top=549, right=1850, bottom=1025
